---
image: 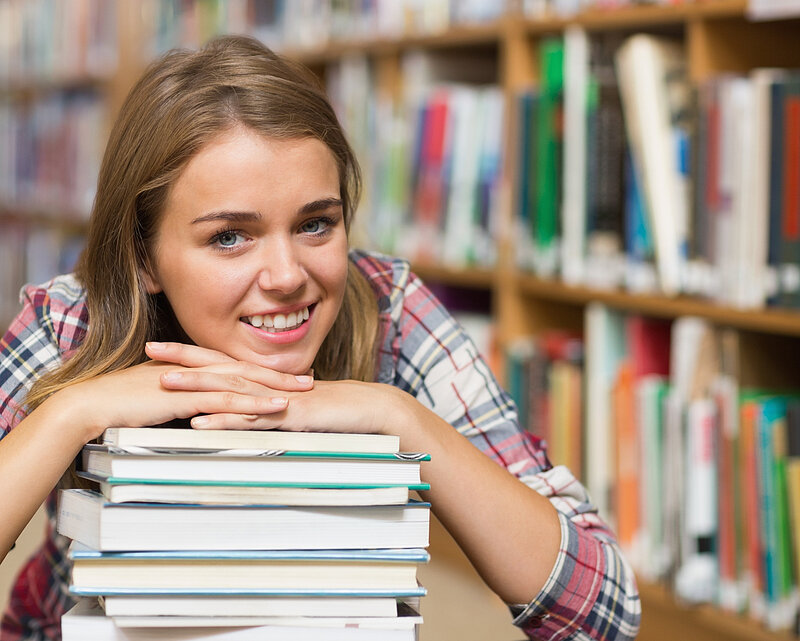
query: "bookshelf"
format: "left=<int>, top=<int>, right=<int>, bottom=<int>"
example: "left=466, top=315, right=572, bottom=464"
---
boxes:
left=3, top=1, right=800, bottom=640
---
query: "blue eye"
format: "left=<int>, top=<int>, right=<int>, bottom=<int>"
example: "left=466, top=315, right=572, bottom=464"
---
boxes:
left=301, top=217, right=336, bottom=235
left=218, top=231, right=238, bottom=246
left=211, top=229, right=246, bottom=250
left=301, top=219, right=325, bottom=234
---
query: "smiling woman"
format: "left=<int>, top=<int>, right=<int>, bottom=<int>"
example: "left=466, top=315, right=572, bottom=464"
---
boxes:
left=142, top=132, right=349, bottom=376
left=0, top=35, right=640, bottom=641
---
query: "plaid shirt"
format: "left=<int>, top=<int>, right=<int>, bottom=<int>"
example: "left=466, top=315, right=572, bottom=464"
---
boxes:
left=0, top=249, right=640, bottom=641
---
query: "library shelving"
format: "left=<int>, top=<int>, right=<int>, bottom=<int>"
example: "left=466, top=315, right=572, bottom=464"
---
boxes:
left=4, top=2, right=800, bottom=640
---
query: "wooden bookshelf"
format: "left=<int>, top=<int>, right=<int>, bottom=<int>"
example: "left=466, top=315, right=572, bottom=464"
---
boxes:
left=638, top=579, right=798, bottom=641
left=3, top=2, right=800, bottom=640
left=518, top=274, right=800, bottom=337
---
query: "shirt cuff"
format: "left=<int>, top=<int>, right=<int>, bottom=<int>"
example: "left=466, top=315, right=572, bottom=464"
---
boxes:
left=508, top=511, right=606, bottom=640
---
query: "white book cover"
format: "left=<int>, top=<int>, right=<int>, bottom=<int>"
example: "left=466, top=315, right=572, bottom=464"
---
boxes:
left=583, top=303, right=626, bottom=527
left=560, top=26, right=590, bottom=285
left=57, top=489, right=431, bottom=552
left=62, top=599, right=419, bottom=641
left=616, top=34, right=689, bottom=297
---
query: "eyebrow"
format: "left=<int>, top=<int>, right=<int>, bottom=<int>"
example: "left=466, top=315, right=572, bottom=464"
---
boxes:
left=191, top=211, right=262, bottom=224
left=298, top=198, right=344, bottom=215
left=191, top=198, right=343, bottom=225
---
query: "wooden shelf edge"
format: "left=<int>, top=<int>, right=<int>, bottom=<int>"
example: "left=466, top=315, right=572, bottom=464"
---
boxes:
left=286, top=20, right=504, bottom=66
left=411, top=262, right=496, bottom=289
left=639, top=580, right=797, bottom=641
left=1, top=73, right=111, bottom=98
left=518, top=274, right=800, bottom=336
left=523, top=0, right=747, bottom=32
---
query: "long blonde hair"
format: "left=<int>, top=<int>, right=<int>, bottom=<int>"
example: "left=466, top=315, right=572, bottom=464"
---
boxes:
left=25, top=35, right=378, bottom=416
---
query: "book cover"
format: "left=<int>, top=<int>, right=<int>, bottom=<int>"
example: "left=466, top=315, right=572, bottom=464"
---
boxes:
left=616, top=34, right=690, bottom=296
left=57, top=489, right=431, bottom=552
left=778, top=79, right=800, bottom=308
left=101, top=428, right=400, bottom=454
left=81, top=445, right=428, bottom=486
left=62, top=598, right=419, bottom=641
left=77, top=472, right=425, bottom=506
left=68, top=544, right=429, bottom=595
left=534, top=37, right=564, bottom=278
left=96, top=594, right=402, bottom=618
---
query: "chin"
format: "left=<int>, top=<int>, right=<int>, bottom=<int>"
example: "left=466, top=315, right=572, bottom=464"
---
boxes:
left=255, top=353, right=314, bottom=377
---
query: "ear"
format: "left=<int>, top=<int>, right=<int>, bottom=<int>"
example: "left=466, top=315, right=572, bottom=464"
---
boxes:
left=139, top=264, right=162, bottom=294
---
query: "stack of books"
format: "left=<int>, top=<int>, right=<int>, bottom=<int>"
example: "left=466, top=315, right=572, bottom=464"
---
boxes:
left=57, top=427, right=431, bottom=640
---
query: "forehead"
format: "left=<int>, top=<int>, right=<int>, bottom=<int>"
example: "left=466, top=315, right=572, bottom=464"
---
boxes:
left=163, top=129, right=341, bottom=219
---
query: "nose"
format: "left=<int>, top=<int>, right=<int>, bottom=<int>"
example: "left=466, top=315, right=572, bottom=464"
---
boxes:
left=256, top=238, right=308, bottom=295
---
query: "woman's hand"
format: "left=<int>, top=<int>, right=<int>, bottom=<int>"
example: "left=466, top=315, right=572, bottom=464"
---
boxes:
left=54, top=341, right=314, bottom=443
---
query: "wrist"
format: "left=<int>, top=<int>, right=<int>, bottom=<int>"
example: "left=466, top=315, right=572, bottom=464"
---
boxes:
left=42, top=383, right=105, bottom=447
left=379, top=384, right=435, bottom=452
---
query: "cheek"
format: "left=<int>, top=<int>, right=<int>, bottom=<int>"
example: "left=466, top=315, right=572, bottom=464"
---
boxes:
left=167, top=267, right=247, bottom=321
left=320, top=247, right=349, bottom=302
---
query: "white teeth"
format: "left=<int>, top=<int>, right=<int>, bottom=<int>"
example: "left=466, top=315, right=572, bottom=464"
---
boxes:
left=245, top=306, right=310, bottom=331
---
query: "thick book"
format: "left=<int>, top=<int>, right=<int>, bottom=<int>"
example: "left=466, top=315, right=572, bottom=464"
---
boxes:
left=77, top=472, right=421, bottom=506
left=101, top=428, right=400, bottom=454
left=69, top=544, right=429, bottom=595
left=62, top=598, right=420, bottom=641
left=96, top=594, right=403, bottom=618
left=57, top=489, right=431, bottom=552
left=81, top=445, right=429, bottom=486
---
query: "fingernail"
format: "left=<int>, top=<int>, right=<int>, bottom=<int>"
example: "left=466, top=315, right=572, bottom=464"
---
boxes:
left=146, top=342, right=165, bottom=351
left=295, top=375, right=313, bottom=384
left=270, top=397, right=288, bottom=406
left=162, top=371, right=182, bottom=382
left=191, top=416, right=209, bottom=427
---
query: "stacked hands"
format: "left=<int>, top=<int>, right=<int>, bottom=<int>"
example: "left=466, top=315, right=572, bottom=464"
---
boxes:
left=66, top=341, right=411, bottom=444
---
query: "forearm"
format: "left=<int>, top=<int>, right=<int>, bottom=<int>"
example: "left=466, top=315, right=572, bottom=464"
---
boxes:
left=392, top=392, right=640, bottom=640
left=394, top=394, right=561, bottom=605
left=0, top=390, right=93, bottom=561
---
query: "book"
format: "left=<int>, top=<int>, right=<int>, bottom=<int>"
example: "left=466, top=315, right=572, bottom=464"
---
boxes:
left=616, top=34, right=690, bottom=296
left=77, top=472, right=419, bottom=506
left=96, top=594, right=403, bottom=618
left=68, top=544, right=429, bottom=595
left=101, top=428, right=400, bottom=454
left=57, top=489, right=431, bottom=551
left=584, top=303, right=626, bottom=527
left=81, top=445, right=428, bottom=486
left=62, top=598, right=420, bottom=641
left=560, top=25, right=589, bottom=285
left=534, top=37, right=565, bottom=278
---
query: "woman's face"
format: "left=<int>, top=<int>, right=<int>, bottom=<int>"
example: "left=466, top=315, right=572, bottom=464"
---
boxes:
left=145, top=128, right=349, bottom=375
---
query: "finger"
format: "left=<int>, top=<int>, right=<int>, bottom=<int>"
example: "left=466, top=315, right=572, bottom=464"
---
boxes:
left=145, top=342, right=236, bottom=367
left=188, top=390, right=289, bottom=418
left=190, top=413, right=299, bottom=430
left=160, top=364, right=313, bottom=392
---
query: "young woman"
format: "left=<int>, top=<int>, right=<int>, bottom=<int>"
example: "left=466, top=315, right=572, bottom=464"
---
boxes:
left=0, top=35, right=640, bottom=641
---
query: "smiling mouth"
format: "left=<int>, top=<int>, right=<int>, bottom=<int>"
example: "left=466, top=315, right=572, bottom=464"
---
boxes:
left=241, top=305, right=312, bottom=333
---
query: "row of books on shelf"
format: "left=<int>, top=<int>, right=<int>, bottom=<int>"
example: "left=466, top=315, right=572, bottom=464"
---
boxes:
left=0, top=0, right=117, bottom=85
left=130, top=0, right=508, bottom=60
left=0, top=91, right=104, bottom=217
left=507, top=305, right=800, bottom=633
left=135, top=0, right=750, bottom=59
left=514, top=29, right=800, bottom=309
left=327, top=51, right=504, bottom=269
left=57, top=427, right=431, bottom=640
left=0, top=222, right=84, bottom=330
